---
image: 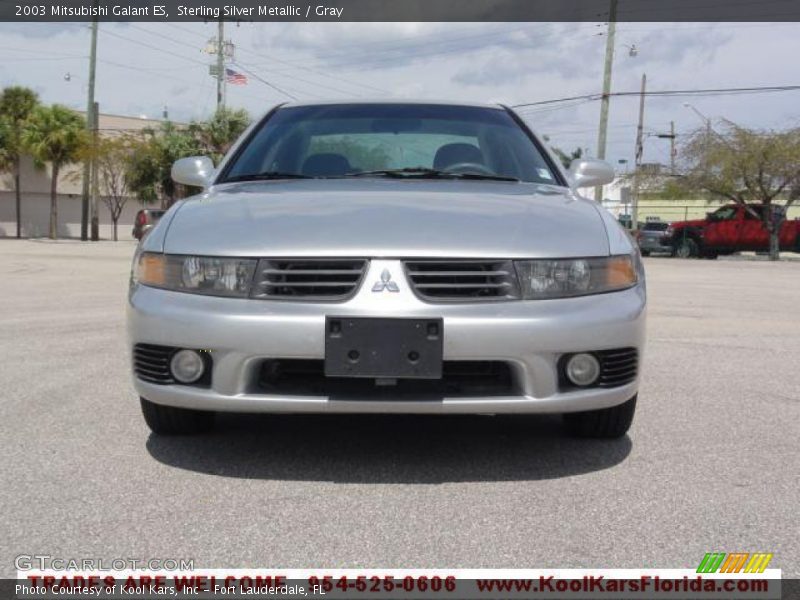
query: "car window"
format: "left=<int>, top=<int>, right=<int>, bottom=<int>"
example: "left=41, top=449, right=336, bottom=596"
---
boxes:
left=712, top=206, right=738, bottom=220
left=643, top=222, right=668, bottom=231
left=221, top=104, right=560, bottom=184
left=306, top=132, right=480, bottom=172
left=744, top=206, right=764, bottom=220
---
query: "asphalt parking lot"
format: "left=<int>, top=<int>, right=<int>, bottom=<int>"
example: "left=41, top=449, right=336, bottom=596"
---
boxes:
left=1, top=240, right=798, bottom=576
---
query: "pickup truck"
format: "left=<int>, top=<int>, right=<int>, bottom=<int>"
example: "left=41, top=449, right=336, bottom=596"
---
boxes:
left=662, top=204, right=800, bottom=258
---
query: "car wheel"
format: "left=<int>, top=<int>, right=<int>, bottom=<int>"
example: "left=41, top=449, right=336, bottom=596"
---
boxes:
left=640, top=250, right=651, bottom=257
left=140, top=397, right=215, bottom=435
left=564, top=395, right=637, bottom=438
left=674, top=238, right=698, bottom=258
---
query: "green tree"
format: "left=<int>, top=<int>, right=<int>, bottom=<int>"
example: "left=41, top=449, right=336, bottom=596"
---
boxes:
left=0, top=86, right=39, bottom=237
left=0, top=119, right=10, bottom=172
left=22, top=105, right=88, bottom=239
left=550, top=145, right=583, bottom=170
left=671, top=122, right=800, bottom=260
left=189, top=107, right=250, bottom=164
left=94, top=135, right=137, bottom=241
left=127, top=121, right=201, bottom=208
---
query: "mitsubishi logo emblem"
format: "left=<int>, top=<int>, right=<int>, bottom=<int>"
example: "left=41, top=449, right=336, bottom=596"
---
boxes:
left=372, top=268, right=400, bottom=293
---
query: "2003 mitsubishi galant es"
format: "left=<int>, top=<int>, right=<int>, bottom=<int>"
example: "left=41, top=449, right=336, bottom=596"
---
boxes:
left=128, top=101, right=646, bottom=438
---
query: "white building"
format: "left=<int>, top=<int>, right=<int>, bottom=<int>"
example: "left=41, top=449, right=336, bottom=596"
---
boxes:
left=0, top=111, right=170, bottom=239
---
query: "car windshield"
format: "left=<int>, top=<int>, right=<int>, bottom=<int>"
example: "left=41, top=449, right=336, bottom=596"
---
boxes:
left=643, top=222, right=668, bottom=231
left=220, top=103, right=560, bottom=184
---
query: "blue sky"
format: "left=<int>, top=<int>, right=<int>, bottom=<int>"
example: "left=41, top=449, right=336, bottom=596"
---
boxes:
left=2, top=21, right=799, bottom=169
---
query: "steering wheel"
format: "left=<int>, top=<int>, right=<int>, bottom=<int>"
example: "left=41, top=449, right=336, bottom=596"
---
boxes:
left=443, top=162, right=497, bottom=176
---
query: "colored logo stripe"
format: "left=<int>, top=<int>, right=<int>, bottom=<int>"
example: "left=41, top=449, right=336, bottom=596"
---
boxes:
left=697, top=553, right=773, bottom=574
left=720, top=553, right=749, bottom=573
left=697, top=553, right=726, bottom=573
left=744, top=553, right=773, bottom=573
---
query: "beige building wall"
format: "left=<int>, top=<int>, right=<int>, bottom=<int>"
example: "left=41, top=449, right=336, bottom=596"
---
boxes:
left=603, top=197, right=800, bottom=224
left=0, top=111, right=171, bottom=239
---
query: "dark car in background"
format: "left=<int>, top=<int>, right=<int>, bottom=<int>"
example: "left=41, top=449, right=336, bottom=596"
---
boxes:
left=635, top=221, right=670, bottom=256
left=132, top=209, right=166, bottom=241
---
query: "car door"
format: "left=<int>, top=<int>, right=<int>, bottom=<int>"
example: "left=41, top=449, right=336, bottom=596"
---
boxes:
left=738, top=206, right=767, bottom=250
left=703, top=206, right=740, bottom=248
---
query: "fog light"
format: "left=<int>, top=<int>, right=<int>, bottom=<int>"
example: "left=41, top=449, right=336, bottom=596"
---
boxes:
left=170, top=349, right=205, bottom=383
left=565, top=353, right=600, bottom=387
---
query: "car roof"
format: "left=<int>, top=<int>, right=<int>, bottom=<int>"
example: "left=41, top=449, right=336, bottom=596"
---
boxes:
left=279, top=98, right=507, bottom=110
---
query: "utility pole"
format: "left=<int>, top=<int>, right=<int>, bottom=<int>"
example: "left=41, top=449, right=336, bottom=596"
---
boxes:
left=655, top=121, right=677, bottom=174
left=631, top=73, right=647, bottom=233
left=670, top=120, right=676, bottom=173
left=594, top=0, right=618, bottom=202
left=80, top=13, right=98, bottom=241
left=216, top=19, right=225, bottom=110
left=90, top=102, right=100, bottom=241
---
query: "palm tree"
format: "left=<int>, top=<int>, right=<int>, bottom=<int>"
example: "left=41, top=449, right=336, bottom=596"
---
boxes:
left=189, top=107, right=250, bottom=163
left=0, top=86, right=39, bottom=237
left=22, top=105, right=88, bottom=239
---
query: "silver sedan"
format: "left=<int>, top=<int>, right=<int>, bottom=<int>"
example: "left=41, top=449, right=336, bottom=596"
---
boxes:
left=128, top=101, right=646, bottom=438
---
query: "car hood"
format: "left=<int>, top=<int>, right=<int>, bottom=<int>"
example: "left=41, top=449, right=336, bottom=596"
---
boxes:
left=671, top=219, right=706, bottom=229
left=162, top=179, right=610, bottom=258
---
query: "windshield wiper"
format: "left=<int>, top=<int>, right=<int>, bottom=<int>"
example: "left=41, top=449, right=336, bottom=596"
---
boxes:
left=451, top=172, right=520, bottom=182
left=349, top=167, right=445, bottom=178
left=347, top=167, right=518, bottom=182
left=223, top=171, right=312, bottom=182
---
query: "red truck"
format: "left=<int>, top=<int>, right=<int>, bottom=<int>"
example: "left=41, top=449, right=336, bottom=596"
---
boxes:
left=662, top=204, right=800, bottom=258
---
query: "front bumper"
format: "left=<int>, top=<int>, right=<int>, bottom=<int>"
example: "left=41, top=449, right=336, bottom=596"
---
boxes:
left=638, top=237, right=669, bottom=253
left=127, top=260, right=646, bottom=414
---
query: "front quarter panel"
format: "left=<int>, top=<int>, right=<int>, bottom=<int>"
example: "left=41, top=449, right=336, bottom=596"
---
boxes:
left=591, top=201, right=637, bottom=255
left=139, top=200, right=187, bottom=253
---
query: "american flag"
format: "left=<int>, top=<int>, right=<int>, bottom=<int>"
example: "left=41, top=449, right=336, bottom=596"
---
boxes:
left=225, top=68, right=248, bottom=86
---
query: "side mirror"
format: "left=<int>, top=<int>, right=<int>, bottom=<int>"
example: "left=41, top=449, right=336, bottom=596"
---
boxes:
left=569, top=158, right=615, bottom=189
left=171, top=156, right=215, bottom=188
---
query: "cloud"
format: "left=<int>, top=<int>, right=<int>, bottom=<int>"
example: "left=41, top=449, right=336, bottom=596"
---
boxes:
left=1, top=20, right=799, bottom=168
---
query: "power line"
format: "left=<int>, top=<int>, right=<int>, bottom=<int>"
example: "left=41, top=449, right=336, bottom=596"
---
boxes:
left=230, top=62, right=299, bottom=101
left=99, top=28, right=208, bottom=66
left=127, top=23, right=209, bottom=53
left=161, top=21, right=390, bottom=95
left=98, top=26, right=316, bottom=102
left=229, top=38, right=391, bottom=95
left=263, top=24, right=594, bottom=72
left=142, top=22, right=389, bottom=97
left=96, top=58, right=286, bottom=108
left=511, top=85, right=800, bottom=109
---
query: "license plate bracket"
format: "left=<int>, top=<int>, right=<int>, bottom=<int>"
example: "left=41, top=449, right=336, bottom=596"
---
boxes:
left=324, top=317, right=443, bottom=379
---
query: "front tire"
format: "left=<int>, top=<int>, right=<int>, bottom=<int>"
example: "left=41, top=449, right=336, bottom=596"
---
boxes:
left=674, top=238, right=698, bottom=258
left=564, top=395, right=637, bottom=438
left=140, top=397, right=215, bottom=435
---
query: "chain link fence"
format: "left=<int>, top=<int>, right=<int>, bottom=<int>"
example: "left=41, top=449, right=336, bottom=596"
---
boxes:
left=602, top=200, right=800, bottom=226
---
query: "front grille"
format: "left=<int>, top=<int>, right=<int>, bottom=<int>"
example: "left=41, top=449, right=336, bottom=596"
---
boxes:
left=404, top=260, right=519, bottom=301
left=252, top=259, right=367, bottom=301
left=133, top=344, right=174, bottom=384
left=255, top=359, right=516, bottom=398
left=597, top=348, right=639, bottom=388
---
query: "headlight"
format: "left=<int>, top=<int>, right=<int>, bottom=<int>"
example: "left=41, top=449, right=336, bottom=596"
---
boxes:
left=135, top=252, right=257, bottom=297
left=515, top=255, right=638, bottom=300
